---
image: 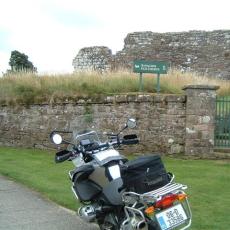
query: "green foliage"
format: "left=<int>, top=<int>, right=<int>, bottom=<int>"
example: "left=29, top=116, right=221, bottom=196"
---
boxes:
left=8, top=50, right=37, bottom=73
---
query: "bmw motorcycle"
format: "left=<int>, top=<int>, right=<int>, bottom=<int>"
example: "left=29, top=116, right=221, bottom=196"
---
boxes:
left=50, top=118, right=192, bottom=230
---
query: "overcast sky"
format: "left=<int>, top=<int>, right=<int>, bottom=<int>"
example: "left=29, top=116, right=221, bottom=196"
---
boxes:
left=0, top=0, right=229, bottom=74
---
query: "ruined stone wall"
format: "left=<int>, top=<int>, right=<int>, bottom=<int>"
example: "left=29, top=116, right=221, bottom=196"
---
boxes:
left=73, top=30, right=230, bottom=79
left=72, top=46, right=113, bottom=73
left=0, top=94, right=186, bottom=155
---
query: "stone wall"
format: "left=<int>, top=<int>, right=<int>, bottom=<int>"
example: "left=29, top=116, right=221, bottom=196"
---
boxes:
left=183, top=85, right=219, bottom=156
left=0, top=94, right=186, bottom=155
left=0, top=86, right=219, bottom=156
left=73, top=30, right=230, bottom=79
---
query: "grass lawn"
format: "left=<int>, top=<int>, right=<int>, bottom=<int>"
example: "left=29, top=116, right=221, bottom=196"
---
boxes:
left=0, top=146, right=229, bottom=230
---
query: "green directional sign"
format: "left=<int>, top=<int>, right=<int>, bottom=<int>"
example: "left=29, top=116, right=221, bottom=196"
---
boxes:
left=133, top=60, right=169, bottom=93
left=133, top=60, right=168, bottom=74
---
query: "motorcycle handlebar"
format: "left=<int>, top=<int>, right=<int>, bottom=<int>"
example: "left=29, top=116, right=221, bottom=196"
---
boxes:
left=96, top=136, right=138, bottom=149
left=54, top=134, right=138, bottom=163
left=92, top=137, right=138, bottom=149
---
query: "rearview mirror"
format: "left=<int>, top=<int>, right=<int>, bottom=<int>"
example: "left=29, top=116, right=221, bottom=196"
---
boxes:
left=51, top=133, right=63, bottom=145
left=127, top=118, right=137, bottom=129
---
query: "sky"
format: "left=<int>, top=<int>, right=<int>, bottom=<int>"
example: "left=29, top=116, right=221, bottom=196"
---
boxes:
left=0, top=0, right=230, bottom=75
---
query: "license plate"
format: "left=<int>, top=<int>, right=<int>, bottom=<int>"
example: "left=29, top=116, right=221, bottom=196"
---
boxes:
left=156, top=204, right=187, bottom=230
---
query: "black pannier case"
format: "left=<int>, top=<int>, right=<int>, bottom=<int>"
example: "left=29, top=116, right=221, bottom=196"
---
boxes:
left=121, top=155, right=169, bottom=194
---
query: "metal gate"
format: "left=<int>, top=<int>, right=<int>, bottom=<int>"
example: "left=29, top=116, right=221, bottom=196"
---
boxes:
left=215, top=96, right=230, bottom=148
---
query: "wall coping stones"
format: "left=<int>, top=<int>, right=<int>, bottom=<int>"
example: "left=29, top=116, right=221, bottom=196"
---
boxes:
left=106, top=94, right=186, bottom=104
left=0, top=94, right=186, bottom=107
left=182, top=85, right=220, bottom=90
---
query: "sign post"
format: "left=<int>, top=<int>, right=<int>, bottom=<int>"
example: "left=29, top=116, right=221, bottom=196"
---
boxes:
left=139, top=72, right=143, bottom=92
left=133, top=60, right=169, bottom=93
left=157, top=73, right=160, bottom=93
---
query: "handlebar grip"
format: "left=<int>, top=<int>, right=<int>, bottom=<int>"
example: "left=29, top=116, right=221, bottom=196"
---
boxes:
left=55, top=150, right=72, bottom=163
left=99, top=143, right=110, bottom=148
left=122, top=139, right=139, bottom=145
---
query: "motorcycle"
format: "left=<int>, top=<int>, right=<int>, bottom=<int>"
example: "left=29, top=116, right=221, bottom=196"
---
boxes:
left=50, top=118, right=192, bottom=230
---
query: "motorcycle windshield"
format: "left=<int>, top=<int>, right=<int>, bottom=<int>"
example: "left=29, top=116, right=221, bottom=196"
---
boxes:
left=72, top=129, right=101, bottom=146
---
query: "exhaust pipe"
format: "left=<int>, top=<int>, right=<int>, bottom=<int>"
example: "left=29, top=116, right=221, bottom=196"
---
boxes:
left=131, top=217, right=147, bottom=230
left=135, top=220, right=147, bottom=230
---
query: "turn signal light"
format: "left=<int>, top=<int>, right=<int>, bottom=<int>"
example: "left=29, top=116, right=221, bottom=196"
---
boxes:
left=145, top=206, right=155, bottom=215
left=177, top=193, right=187, bottom=201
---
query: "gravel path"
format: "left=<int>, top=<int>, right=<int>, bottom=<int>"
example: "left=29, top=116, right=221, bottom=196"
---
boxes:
left=0, top=175, right=98, bottom=230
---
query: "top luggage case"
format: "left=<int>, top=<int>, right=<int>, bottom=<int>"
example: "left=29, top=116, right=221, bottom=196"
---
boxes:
left=121, top=155, right=170, bottom=194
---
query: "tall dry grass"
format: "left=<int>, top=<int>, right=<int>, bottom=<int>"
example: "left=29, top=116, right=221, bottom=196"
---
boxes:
left=0, top=70, right=229, bottom=105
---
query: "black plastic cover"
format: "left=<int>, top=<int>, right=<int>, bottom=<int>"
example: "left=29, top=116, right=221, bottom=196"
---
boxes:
left=102, top=178, right=124, bottom=206
left=72, top=165, right=102, bottom=201
left=55, top=150, right=72, bottom=163
left=122, top=134, right=139, bottom=145
left=71, top=164, right=94, bottom=182
left=73, top=179, right=102, bottom=201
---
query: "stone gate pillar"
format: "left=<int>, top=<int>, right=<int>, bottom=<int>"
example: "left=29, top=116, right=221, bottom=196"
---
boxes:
left=183, top=85, right=219, bottom=157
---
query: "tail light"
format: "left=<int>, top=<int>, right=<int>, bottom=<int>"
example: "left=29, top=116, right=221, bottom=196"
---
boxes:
left=155, top=193, right=187, bottom=209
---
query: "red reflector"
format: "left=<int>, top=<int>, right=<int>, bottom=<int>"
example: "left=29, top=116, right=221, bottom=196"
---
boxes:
left=155, top=194, right=178, bottom=209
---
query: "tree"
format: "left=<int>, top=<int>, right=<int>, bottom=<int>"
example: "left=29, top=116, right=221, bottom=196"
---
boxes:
left=9, top=50, right=37, bottom=72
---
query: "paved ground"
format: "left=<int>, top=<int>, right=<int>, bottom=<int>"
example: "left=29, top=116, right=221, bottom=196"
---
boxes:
left=0, top=175, right=98, bottom=230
